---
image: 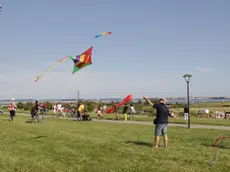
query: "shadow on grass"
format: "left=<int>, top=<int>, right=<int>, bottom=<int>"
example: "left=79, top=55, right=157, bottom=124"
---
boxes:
left=201, top=143, right=230, bottom=150
left=25, top=120, right=43, bottom=123
left=12, top=136, right=46, bottom=143
left=70, top=119, right=78, bottom=121
left=31, top=136, right=46, bottom=139
left=169, top=121, right=186, bottom=124
left=125, top=141, right=153, bottom=147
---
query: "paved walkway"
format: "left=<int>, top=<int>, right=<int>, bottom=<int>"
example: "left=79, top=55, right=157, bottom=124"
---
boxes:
left=2, top=113, right=230, bottom=131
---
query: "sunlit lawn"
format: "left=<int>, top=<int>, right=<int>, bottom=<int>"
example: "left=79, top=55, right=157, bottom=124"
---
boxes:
left=0, top=115, right=230, bottom=172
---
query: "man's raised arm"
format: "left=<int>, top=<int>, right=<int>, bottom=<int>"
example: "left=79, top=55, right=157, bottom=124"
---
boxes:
left=143, top=96, right=153, bottom=106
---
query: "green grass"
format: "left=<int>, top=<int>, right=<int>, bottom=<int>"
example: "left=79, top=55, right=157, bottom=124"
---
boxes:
left=2, top=110, right=230, bottom=127
left=0, top=115, right=230, bottom=172
left=88, top=113, right=230, bottom=126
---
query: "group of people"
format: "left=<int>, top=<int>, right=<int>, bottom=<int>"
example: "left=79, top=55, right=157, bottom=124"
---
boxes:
left=7, top=96, right=181, bottom=150
left=8, top=98, right=40, bottom=122
left=121, top=103, right=136, bottom=121
left=52, top=102, right=89, bottom=121
left=94, top=102, right=136, bottom=120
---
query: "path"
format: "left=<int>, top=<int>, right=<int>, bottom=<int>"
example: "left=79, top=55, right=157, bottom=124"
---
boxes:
left=2, top=113, right=230, bottom=131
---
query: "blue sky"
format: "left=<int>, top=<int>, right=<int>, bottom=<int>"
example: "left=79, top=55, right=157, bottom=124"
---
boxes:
left=0, top=0, right=229, bottom=99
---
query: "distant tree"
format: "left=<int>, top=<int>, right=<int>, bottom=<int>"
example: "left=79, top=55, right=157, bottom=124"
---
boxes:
left=170, top=103, right=185, bottom=108
left=85, top=101, right=97, bottom=112
left=137, top=100, right=142, bottom=104
left=24, top=102, right=33, bottom=110
left=46, top=101, right=53, bottom=109
left=98, top=101, right=103, bottom=107
left=17, top=102, right=24, bottom=109
left=63, top=103, right=70, bottom=109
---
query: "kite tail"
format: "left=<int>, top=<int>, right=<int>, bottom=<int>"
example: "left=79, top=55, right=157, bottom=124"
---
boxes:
left=210, top=136, right=229, bottom=166
left=34, top=56, right=69, bottom=82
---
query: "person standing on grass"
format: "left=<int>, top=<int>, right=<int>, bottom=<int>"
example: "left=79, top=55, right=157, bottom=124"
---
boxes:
left=70, top=103, right=75, bottom=117
left=96, top=107, right=103, bottom=119
left=41, top=102, right=47, bottom=117
left=52, top=104, right=57, bottom=114
left=143, top=96, right=177, bottom=150
left=183, top=105, right=189, bottom=122
left=57, top=102, right=62, bottom=117
left=77, top=102, right=84, bottom=121
left=8, top=98, right=17, bottom=121
left=123, top=103, right=128, bottom=121
left=31, top=100, right=40, bottom=122
left=103, top=104, right=107, bottom=114
left=130, top=104, right=136, bottom=120
left=112, top=103, right=118, bottom=120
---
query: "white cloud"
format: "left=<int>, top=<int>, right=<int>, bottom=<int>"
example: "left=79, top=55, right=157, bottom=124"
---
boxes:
left=0, top=66, right=153, bottom=98
left=0, top=63, right=189, bottom=99
left=0, top=63, right=225, bottom=99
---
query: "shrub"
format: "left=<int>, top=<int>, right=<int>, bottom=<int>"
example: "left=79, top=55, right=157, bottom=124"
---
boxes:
left=46, top=102, right=53, bottom=109
left=17, top=102, right=24, bottom=109
left=169, top=103, right=185, bottom=108
left=137, top=100, right=143, bottom=104
left=85, top=101, right=97, bottom=112
left=24, top=102, right=33, bottom=111
left=63, top=104, right=71, bottom=109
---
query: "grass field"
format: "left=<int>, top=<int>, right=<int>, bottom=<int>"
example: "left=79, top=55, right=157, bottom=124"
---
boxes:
left=0, top=115, right=230, bottom=172
left=88, top=113, right=230, bottom=126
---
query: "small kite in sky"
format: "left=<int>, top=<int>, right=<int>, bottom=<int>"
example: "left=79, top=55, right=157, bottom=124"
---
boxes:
left=34, top=46, right=93, bottom=82
left=0, top=5, right=2, bottom=12
left=95, top=32, right=111, bottom=38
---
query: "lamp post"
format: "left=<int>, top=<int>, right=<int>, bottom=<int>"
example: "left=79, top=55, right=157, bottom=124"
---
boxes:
left=183, top=74, right=192, bottom=129
left=77, top=90, right=79, bottom=102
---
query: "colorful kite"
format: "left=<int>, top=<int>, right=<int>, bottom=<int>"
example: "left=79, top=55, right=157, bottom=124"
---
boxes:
left=70, top=46, right=93, bottom=74
left=210, top=135, right=230, bottom=166
left=95, top=32, right=111, bottom=38
left=34, top=46, right=93, bottom=82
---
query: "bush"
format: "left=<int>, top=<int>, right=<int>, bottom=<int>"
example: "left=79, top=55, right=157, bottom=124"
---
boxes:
left=84, top=102, right=97, bottom=112
left=63, top=104, right=71, bottom=109
left=46, top=102, right=53, bottom=109
left=169, top=103, right=185, bottom=108
left=24, top=102, right=33, bottom=111
left=137, top=100, right=142, bottom=104
left=17, top=102, right=24, bottom=109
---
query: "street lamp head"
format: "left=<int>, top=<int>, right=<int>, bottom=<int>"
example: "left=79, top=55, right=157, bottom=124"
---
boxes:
left=183, top=74, right=192, bottom=83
